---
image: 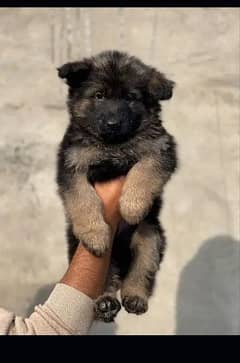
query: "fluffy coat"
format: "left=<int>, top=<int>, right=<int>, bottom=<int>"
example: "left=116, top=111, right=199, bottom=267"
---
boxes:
left=56, top=50, right=177, bottom=322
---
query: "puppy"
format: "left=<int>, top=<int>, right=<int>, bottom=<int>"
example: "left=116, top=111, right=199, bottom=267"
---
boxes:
left=56, top=50, right=177, bottom=322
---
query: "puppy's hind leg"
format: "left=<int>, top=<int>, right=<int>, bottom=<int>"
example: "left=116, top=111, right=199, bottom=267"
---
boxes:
left=67, top=224, right=121, bottom=323
left=121, top=220, right=166, bottom=315
left=94, top=264, right=122, bottom=323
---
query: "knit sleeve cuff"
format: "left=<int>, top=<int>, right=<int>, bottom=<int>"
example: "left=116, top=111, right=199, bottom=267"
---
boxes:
left=45, top=283, right=94, bottom=335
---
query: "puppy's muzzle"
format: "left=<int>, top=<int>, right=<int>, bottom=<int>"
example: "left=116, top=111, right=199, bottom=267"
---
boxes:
left=98, top=116, right=122, bottom=132
left=105, top=118, right=121, bottom=130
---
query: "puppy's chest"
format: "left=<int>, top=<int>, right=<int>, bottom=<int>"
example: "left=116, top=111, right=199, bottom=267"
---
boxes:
left=87, top=148, right=138, bottom=184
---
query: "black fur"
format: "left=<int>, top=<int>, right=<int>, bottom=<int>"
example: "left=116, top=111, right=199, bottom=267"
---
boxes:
left=56, top=50, right=177, bottom=321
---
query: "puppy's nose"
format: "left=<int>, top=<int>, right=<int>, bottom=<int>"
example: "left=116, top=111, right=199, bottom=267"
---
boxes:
left=107, top=119, right=120, bottom=128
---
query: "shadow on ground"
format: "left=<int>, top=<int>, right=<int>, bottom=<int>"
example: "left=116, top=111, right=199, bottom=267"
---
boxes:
left=176, top=235, right=240, bottom=335
left=88, top=320, right=117, bottom=335
left=27, top=235, right=239, bottom=335
left=26, top=283, right=55, bottom=316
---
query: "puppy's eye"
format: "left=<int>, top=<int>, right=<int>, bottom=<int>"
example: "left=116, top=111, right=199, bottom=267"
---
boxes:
left=95, top=91, right=104, bottom=100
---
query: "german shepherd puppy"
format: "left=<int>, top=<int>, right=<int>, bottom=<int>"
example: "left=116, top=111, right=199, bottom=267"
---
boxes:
left=57, top=50, right=177, bottom=322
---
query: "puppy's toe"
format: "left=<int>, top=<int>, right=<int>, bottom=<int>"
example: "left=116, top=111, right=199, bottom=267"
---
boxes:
left=122, top=295, right=148, bottom=315
left=94, top=295, right=121, bottom=323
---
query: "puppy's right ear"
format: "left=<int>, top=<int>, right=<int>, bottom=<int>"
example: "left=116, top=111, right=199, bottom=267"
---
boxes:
left=148, top=69, right=175, bottom=101
left=57, top=60, right=91, bottom=88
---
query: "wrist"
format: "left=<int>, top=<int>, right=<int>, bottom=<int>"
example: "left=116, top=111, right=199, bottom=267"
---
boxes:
left=61, top=243, right=112, bottom=299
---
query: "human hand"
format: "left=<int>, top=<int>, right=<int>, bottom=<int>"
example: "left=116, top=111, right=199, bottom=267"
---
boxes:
left=94, top=176, right=126, bottom=235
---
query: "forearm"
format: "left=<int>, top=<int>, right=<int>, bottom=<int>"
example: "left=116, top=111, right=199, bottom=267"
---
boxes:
left=0, top=178, right=124, bottom=335
left=0, top=283, right=94, bottom=335
left=61, top=244, right=112, bottom=299
left=1, top=242, right=112, bottom=335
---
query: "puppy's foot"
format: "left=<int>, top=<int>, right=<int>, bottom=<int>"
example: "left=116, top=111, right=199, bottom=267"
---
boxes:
left=122, top=295, right=148, bottom=315
left=94, top=295, right=121, bottom=323
left=120, top=192, right=151, bottom=225
left=74, top=223, right=111, bottom=257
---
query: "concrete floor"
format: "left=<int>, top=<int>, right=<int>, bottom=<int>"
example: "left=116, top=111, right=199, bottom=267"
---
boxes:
left=0, top=8, right=239, bottom=335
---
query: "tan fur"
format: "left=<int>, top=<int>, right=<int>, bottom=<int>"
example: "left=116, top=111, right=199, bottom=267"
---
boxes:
left=104, top=265, right=122, bottom=295
left=73, top=98, right=92, bottom=118
left=63, top=174, right=111, bottom=256
left=65, top=146, right=99, bottom=172
left=120, top=157, right=164, bottom=224
left=121, top=221, right=160, bottom=300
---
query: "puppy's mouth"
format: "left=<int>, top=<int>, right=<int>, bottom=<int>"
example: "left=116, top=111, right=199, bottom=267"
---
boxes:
left=101, top=131, right=131, bottom=144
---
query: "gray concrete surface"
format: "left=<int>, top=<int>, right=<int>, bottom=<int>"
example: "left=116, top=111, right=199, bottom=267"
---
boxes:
left=0, top=8, right=239, bottom=335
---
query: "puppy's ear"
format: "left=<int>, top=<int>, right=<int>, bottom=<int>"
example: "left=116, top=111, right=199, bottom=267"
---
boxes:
left=148, top=69, right=175, bottom=101
left=57, top=60, right=91, bottom=88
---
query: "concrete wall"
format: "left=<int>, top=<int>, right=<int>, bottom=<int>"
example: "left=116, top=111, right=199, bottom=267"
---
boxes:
left=0, top=8, right=239, bottom=335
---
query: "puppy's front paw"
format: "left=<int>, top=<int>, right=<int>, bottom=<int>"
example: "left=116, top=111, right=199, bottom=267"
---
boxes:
left=120, top=191, right=151, bottom=225
left=74, top=222, right=111, bottom=257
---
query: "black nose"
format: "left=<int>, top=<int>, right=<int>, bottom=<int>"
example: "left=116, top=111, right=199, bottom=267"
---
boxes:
left=106, top=119, right=120, bottom=128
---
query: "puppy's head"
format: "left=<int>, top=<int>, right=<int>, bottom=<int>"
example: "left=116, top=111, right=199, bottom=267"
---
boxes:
left=58, top=50, right=175, bottom=144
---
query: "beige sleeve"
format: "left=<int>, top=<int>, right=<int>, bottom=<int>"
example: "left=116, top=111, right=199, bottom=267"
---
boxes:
left=0, top=283, right=94, bottom=335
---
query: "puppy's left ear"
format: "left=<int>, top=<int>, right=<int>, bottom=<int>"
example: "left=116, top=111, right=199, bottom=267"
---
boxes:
left=148, top=69, right=175, bottom=101
left=57, top=60, right=92, bottom=88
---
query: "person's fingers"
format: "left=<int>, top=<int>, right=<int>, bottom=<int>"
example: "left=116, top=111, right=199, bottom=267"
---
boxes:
left=94, top=177, right=126, bottom=233
left=94, top=176, right=126, bottom=205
